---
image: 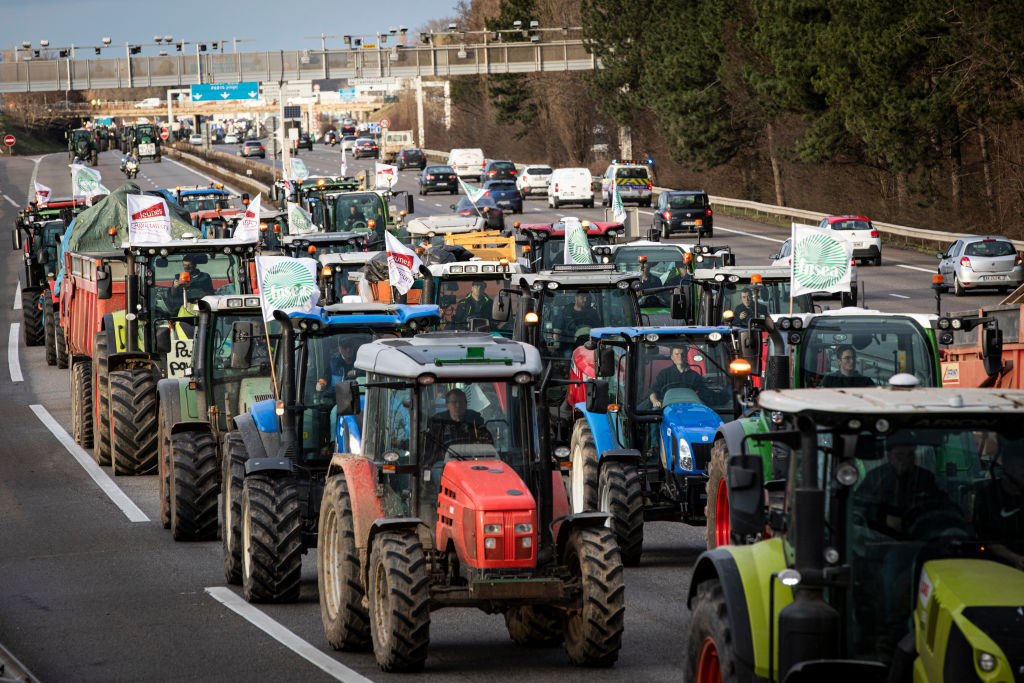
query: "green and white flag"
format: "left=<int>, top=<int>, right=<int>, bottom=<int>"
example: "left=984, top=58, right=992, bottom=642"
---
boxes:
left=791, top=222, right=853, bottom=297
left=459, top=177, right=486, bottom=203
left=289, top=158, right=310, bottom=181
left=562, top=217, right=594, bottom=265
left=286, top=201, right=317, bottom=235
left=255, top=255, right=320, bottom=322
left=611, top=182, right=627, bottom=225
left=70, top=164, right=103, bottom=202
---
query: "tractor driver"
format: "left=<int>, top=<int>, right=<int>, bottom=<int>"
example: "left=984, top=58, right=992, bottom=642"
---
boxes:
left=342, top=205, right=366, bottom=230
left=731, top=288, right=756, bottom=324
left=170, top=255, right=215, bottom=301
left=820, top=345, right=875, bottom=388
left=649, top=345, right=709, bottom=409
left=452, top=281, right=492, bottom=327
left=559, top=292, right=602, bottom=342
left=425, top=388, right=493, bottom=464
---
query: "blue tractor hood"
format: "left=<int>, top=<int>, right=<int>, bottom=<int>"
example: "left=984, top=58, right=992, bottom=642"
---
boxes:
left=659, top=402, right=723, bottom=473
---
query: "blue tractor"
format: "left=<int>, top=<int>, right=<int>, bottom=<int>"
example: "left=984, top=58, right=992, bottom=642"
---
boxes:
left=221, top=302, right=440, bottom=602
left=567, top=326, right=751, bottom=565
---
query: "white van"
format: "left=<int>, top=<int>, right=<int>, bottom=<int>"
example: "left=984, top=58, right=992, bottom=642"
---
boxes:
left=547, top=167, right=594, bottom=209
left=447, top=148, right=486, bottom=181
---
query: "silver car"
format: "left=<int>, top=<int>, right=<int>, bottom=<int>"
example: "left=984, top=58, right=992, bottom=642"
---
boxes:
left=937, top=236, right=1023, bottom=295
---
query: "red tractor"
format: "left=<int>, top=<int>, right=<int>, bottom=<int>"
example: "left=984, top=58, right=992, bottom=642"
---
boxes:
left=319, top=332, right=625, bottom=671
left=515, top=219, right=626, bottom=270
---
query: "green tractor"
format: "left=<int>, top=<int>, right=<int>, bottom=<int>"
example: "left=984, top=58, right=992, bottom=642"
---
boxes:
left=68, top=128, right=98, bottom=166
left=131, top=123, right=162, bottom=162
left=156, top=295, right=274, bottom=541
left=686, top=385, right=1024, bottom=682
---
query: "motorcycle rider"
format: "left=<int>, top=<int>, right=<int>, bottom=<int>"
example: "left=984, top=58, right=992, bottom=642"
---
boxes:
left=121, top=153, right=139, bottom=178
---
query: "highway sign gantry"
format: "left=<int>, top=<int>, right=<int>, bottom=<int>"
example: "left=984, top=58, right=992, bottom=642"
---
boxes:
left=190, top=82, right=260, bottom=102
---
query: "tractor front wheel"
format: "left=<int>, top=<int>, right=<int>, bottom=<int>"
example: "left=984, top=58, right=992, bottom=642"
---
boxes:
left=241, top=472, right=302, bottom=602
left=598, top=461, right=644, bottom=566
left=318, top=474, right=371, bottom=651
left=109, top=367, right=158, bottom=475
left=368, top=530, right=430, bottom=672
left=22, top=291, right=44, bottom=346
left=92, top=332, right=111, bottom=466
left=55, top=325, right=68, bottom=369
left=504, top=605, right=564, bottom=647
left=569, top=420, right=599, bottom=513
left=704, top=440, right=730, bottom=549
left=71, top=360, right=93, bottom=448
left=170, top=430, right=220, bottom=541
left=221, top=432, right=247, bottom=584
left=563, top=526, right=624, bottom=667
left=685, top=579, right=752, bottom=683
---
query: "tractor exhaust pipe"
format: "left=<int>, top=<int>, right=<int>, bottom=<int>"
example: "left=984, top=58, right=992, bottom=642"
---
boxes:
left=272, top=311, right=299, bottom=461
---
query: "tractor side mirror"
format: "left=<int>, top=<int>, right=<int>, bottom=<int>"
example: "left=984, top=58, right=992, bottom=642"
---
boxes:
left=738, top=329, right=761, bottom=364
left=726, top=453, right=766, bottom=544
left=671, top=290, right=691, bottom=321
left=96, top=264, right=113, bottom=300
left=595, top=345, right=615, bottom=378
left=12, top=228, right=22, bottom=251
left=403, top=194, right=414, bottom=215
left=585, top=379, right=609, bottom=414
left=155, top=325, right=172, bottom=354
left=722, top=253, right=736, bottom=266
left=491, top=290, right=511, bottom=322
left=335, top=379, right=362, bottom=416
left=982, top=325, right=1003, bottom=377
left=229, top=321, right=254, bottom=369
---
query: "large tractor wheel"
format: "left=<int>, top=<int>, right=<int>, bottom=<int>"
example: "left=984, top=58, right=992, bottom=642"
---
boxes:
left=318, top=474, right=371, bottom=651
left=71, top=360, right=94, bottom=448
left=21, top=291, right=44, bottom=346
left=43, top=297, right=56, bottom=366
left=685, top=579, right=752, bottom=683
left=504, top=605, right=564, bottom=647
left=563, top=526, right=624, bottom=667
left=598, top=461, right=644, bottom=566
left=368, top=530, right=430, bottom=672
left=157, top=411, right=171, bottom=528
left=569, top=420, right=599, bottom=514
left=109, top=367, right=158, bottom=475
left=704, top=440, right=729, bottom=550
left=92, top=332, right=111, bottom=466
left=55, top=325, right=68, bottom=369
left=221, top=432, right=247, bottom=584
left=241, top=472, right=302, bottom=603
left=170, top=430, right=220, bottom=541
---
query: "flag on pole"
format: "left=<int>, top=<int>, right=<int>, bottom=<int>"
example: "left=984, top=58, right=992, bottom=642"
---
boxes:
left=459, top=177, right=486, bottom=203
left=34, top=182, right=52, bottom=206
left=611, top=182, right=627, bottom=225
left=233, top=193, right=262, bottom=240
left=255, top=255, right=320, bottom=322
left=340, top=146, right=348, bottom=178
left=286, top=201, right=317, bottom=235
left=289, top=158, right=310, bottom=181
left=790, top=222, right=853, bottom=297
left=375, top=162, right=398, bottom=189
left=71, top=165, right=103, bottom=202
left=385, top=231, right=423, bottom=295
left=563, top=217, right=594, bottom=265
left=126, top=194, right=173, bottom=244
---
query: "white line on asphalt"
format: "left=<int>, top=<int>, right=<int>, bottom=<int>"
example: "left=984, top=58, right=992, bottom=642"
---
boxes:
left=165, top=158, right=240, bottom=196
left=897, top=264, right=934, bottom=274
left=29, top=404, right=149, bottom=523
left=204, top=587, right=374, bottom=682
left=2, top=194, right=19, bottom=207
left=13, top=280, right=22, bottom=310
left=889, top=293, right=911, bottom=299
left=8, top=324, right=23, bottom=383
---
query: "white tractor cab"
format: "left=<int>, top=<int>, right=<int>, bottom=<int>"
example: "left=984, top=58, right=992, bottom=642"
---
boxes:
left=406, top=214, right=487, bottom=249
left=771, top=235, right=859, bottom=307
left=420, top=259, right=527, bottom=336
left=593, top=240, right=735, bottom=279
left=318, top=251, right=380, bottom=304
left=681, top=265, right=815, bottom=327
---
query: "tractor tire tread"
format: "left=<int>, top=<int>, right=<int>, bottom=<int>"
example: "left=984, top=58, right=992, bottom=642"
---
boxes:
left=563, top=526, right=625, bottom=667
left=242, top=473, right=302, bottom=603
left=369, top=530, right=431, bottom=672
left=109, top=368, right=158, bottom=475
left=170, top=430, right=220, bottom=541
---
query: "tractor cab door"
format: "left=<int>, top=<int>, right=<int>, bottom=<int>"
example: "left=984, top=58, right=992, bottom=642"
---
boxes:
left=361, top=378, right=414, bottom=519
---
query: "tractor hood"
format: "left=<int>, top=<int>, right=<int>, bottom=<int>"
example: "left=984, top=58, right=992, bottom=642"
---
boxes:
left=441, top=459, right=536, bottom=511
left=660, top=402, right=723, bottom=473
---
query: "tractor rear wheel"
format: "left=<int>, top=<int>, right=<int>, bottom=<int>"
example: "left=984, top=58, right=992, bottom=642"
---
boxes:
left=170, top=430, right=220, bottom=541
left=504, top=605, right=564, bottom=647
left=22, top=291, right=44, bottom=346
left=43, top=296, right=56, bottom=366
left=685, top=579, right=752, bottom=682
left=563, top=526, right=624, bottom=667
left=318, top=474, right=371, bottom=651
left=368, top=530, right=430, bottom=672
left=704, top=440, right=730, bottom=549
left=241, top=472, right=302, bottom=602
left=569, top=420, right=599, bottom=513
left=598, top=461, right=644, bottom=566
left=55, top=325, right=68, bottom=368
left=109, top=367, right=158, bottom=475
left=71, top=360, right=93, bottom=448
left=221, top=432, right=247, bottom=584
left=92, top=332, right=111, bottom=466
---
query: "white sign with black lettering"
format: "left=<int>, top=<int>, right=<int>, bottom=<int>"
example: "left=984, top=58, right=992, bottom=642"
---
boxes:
left=167, top=333, right=194, bottom=379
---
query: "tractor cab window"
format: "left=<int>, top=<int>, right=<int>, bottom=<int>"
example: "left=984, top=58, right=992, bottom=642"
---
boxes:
left=208, top=314, right=276, bottom=378
left=719, top=280, right=806, bottom=322
left=432, top=277, right=512, bottom=335
left=362, top=376, right=414, bottom=517
left=146, top=252, right=241, bottom=319
left=334, top=194, right=386, bottom=232
left=612, top=247, right=685, bottom=286
left=798, top=316, right=937, bottom=388
left=540, top=233, right=615, bottom=268
left=540, top=287, right=637, bottom=355
left=634, top=339, right=735, bottom=419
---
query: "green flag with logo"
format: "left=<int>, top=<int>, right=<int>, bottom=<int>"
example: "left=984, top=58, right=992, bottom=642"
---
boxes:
left=562, top=217, right=594, bottom=265
left=286, top=201, right=317, bottom=235
left=255, top=255, right=320, bottom=322
left=791, top=223, right=853, bottom=297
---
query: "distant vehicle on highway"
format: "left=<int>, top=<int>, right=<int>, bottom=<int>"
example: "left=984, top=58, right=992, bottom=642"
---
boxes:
left=353, top=138, right=379, bottom=159
left=341, top=135, right=357, bottom=152
left=516, top=164, right=552, bottom=198
left=240, top=140, right=265, bottom=158
left=937, top=235, right=1024, bottom=296
left=135, top=97, right=161, bottom=109
left=818, top=215, right=882, bottom=266
left=482, top=180, right=522, bottom=214
left=652, top=190, right=713, bottom=239
left=295, top=133, right=313, bottom=151
left=223, top=133, right=239, bottom=145
left=396, top=148, right=426, bottom=171
left=418, top=165, right=458, bottom=195
left=452, top=194, right=504, bottom=230
left=188, top=133, right=203, bottom=145
left=484, top=159, right=517, bottom=182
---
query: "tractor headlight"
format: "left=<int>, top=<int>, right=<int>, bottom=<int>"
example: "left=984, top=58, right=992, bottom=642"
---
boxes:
left=513, top=523, right=532, bottom=534
left=678, top=440, right=693, bottom=471
left=484, top=524, right=502, bottom=534
left=977, top=652, right=996, bottom=672
left=484, top=537, right=497, bottom=549
left=835, top=462, right=860, bottom=487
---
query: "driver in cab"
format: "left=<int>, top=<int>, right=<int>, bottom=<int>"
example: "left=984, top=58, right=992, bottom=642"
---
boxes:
left=649, top=345, right=708, bottom=408
left=170, top=255, right=215, bottom=301
left=426, top=389, right=492, bottom=463
left=855, top=432, right=942, bottom=536
left=342, top=205, right=366, bottom=230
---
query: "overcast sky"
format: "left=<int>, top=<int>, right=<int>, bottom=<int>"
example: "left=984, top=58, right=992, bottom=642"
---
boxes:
left=2, top=0, right=460, bottom=56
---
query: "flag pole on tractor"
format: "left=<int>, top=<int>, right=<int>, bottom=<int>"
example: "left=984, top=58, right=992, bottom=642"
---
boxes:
left=458, top=177, right=488, bottom=222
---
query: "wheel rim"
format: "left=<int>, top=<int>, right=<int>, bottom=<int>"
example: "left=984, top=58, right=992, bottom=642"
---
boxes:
left=715, top=478, right=730, bottom=547
left=322, top=506, right=340, bottom=620
left=598, top=474, right=612, bottom=527
left=242, top=494, right=252, bottom=580
left=571, top=444, right=585, bottom=513
left=224, top=465, right=235, bottom=556
left=372, top=558, right=390, bottom=649
left=696, top=637, right=722, bottom=683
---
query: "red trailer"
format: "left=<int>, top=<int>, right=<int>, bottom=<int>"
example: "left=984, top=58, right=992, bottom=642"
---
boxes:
left=939, top=303, right=1020, bottom=387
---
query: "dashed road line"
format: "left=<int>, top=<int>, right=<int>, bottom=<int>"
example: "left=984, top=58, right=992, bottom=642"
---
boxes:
left=205, top=587, right=373, bottom=682
left=896, top=264, right=935, bottom=274
left=13, top=280, right=22, bottom=310
left=889, top=293, right=911, bottom=299
left=8, top=324, right=23, bottom=382
left=29, top=404, right=149, bottom=523
left=3, top=194, right=20, bottom=207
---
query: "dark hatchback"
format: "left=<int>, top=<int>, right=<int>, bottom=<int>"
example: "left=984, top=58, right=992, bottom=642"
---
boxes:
left=397, top=148, right=426, bottom=170
left=452, top=195, right=505, bottom=230
left=296, top=133, right=314, bottom=151
left=483, top=180, right=523, bottom=214
left=419, top=165, right=458, bottom=195
left=484, top=159, right=518, bottom=182
left=653, top=190, right=713, bottom=239
left=353, top=138, right=379, bottom=159
left=240, top=140, right=266, bottom=158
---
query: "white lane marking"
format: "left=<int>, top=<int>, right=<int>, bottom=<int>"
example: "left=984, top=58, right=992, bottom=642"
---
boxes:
left=30, top=404, right=149, bottom=523
left=205, top=587, right=374, bottom=682
left=3, top=194, right=20, bottom=207
left=889, top=293, right=911, bottom=299
left=9, top=324, right=23, bottom=382
left=14, top=280, right=22, bottom=310
left=165, top=157, right=240, bottom=196
left=897, top=264, right=935, bottom=274
left=28, top=155, right=43, bottom=203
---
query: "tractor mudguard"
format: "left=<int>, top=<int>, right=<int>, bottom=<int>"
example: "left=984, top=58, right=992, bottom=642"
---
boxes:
left=716, top=419, right=751, bottom=463
left=100, top=314, right=117, bottom=355
left=573, top=401, right=617, bottom=459
left=362, top=517, right=431, bottom=586
left=329, top=455, right=386, bottom=549
left=244, top=457, right=293, bottom=476
left=783, top=660, right=887, bottom=682
left=157, top=378, right=184, bottom=431
left=233, top=412, right=271, bottom=462
left=552, top=511, right=610, bottom=555
left=107, top=352, right=157, bottom=375
left=600, top=448, right=641, bottom=463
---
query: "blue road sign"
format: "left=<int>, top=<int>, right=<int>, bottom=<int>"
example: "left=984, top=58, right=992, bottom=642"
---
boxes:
left=190, top=82, right=260, bottom=102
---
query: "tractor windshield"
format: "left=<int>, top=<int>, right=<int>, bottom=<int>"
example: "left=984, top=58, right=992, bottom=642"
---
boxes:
left=540, top=234, right=615, bottom=269
left=205, top=313, right=277, bottom=429
left=145, top=251, right=243, bottom=320
left=333, top=193, right=387, bottom=232
left=796, top=425, right=1024, bottom=664
left=432, top=277, right=514, bottom=336
left=325, top=264, right=368, bottom=304
left=797, top=315, right=938, bottom=388
left=180, top=193, right=229, bottom=213
left=718, top=279, right=809, bottom=322
left=632, top=337, right=736, bottom=419
left=539, top=286, right=638, bottom=355
left=613, top=247, right=686, bottom=285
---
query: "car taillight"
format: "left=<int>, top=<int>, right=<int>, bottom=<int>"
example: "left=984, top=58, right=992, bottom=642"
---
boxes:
left=510, top=170, right=517, bottom=175
left=460, top=210, right=472, bottom=215
left=427, top=174, right=434, bottom=179
left=488, top=170, right=496, bottom=175
left=647, top=182, right=652, bottom=190
left=663, top=211, right=671, bottom=219
left=870, top=230, right=879, bottom=237
left=554, top=184, right=559, bottom=192
left=960, top=256, right=972, bottom=268
left=1016, top=253, right=1022, bottom=266
left=484, top=191, right=490, bottom=196
left=706, top=209, right=713, bottom=217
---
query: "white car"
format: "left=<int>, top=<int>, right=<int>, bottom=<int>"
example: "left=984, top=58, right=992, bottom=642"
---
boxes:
left=188, top=133, right=203, bottom=145
left=341, top=135, right=357, bottom=152
left=516, top=165, right=552, bottom=198
left=223, top=133, right=239, bottom=144
left=772, top=237, right=859, bottom=306
left=547, top=167, right=594, bottom=209
left=818, top=215, right=882, bottom=266
left=937, top=236, right=1024, bottom=296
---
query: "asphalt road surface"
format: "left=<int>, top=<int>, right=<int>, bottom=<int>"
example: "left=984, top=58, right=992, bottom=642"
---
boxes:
left=0, top=147, right=1006, bottom=682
